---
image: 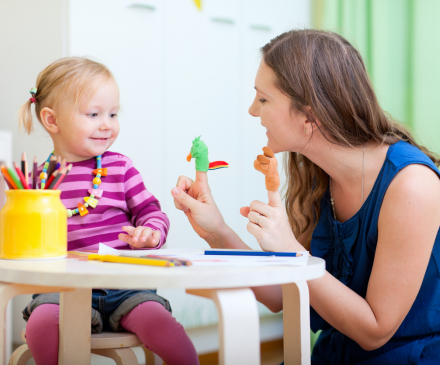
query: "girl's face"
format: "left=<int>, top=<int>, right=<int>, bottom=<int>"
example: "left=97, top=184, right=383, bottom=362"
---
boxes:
left=56, top=78, right=120, bottom=160
left=248, top=61, right=307, bottom=154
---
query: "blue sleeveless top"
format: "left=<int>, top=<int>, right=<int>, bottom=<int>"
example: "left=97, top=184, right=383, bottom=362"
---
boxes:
left=310, top=141, right=440, bottom=365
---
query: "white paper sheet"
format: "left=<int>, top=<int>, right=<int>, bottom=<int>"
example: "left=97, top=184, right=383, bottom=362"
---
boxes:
left=96, top=243, right=308, bottom=266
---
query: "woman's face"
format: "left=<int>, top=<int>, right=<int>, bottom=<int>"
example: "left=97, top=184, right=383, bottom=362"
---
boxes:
left=249, top=61, right=307, bottom=154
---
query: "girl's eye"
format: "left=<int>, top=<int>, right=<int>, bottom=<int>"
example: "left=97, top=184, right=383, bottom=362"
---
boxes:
left=259, top=99, right=267, bottom=104
left=88, top=113, right=98, bottom=117
left=110, top=113, right=118, bottom=118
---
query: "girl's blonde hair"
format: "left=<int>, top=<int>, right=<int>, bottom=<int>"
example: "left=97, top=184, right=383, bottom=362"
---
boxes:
left=18, top=57, right=114, bottom=134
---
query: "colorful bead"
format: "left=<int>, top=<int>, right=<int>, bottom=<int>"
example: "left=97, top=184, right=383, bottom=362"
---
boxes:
left=44, top=162, right=50, bottom=169
left=78, top=203, right=89, bottom=217
left=66, top=155, right=105, bottom=218
left=88, top=189, right=103, bottom=198
left=93, top=168, right=107, bottom=176
left=40, top=172, right=47, bottom=180
left=84, top=197, right=98, bottom=208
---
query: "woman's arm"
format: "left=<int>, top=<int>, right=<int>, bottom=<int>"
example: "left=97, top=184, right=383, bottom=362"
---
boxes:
left=172, top=171, right=285, bottom=311
left=245, top=164, right=440, bottom=349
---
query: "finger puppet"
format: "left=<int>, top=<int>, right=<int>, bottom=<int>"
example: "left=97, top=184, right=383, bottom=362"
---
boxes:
left=254, top=147, right=280, bottom=191
left=187, top=136, right=229, bottom=172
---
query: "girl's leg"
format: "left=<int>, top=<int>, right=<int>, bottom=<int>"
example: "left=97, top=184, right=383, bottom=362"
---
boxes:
left=25, top=303, right=60, bottom=365
left=120, top=301, right=199, bottom=365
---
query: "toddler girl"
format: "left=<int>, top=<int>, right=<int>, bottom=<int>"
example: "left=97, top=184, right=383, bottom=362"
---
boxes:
left=18, top=57, right=199, bottom=365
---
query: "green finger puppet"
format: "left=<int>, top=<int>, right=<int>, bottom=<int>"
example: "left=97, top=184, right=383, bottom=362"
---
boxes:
left=187, top=136, right=229, bottom=172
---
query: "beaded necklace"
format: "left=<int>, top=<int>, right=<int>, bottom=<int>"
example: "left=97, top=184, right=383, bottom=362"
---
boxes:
left=42, top=152, right=106, bottom=218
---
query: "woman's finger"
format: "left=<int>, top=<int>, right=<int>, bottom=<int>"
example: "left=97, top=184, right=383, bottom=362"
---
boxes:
left=248, top=211, right=265, bottom=227
left=267, top=189, right=283, bottom=208
left=247, top=221, right=262, bottom=239
left=171, top=187, right=200, bottom=211
left=195, top=170, right=208, bottom=184
left=240, top=206, right=250, bottom=217
left=249, top=200, right=273, bottom=216
left=176, top=175, right=194, bottom=192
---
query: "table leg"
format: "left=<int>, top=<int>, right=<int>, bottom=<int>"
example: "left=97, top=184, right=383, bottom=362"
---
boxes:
left=187, top=288, right=260, bottom=365
left=282, top=281, right=310, bottom=365
left=58, top=288, right=92, bottom=365
left=0, top=282, right=73, bottom=365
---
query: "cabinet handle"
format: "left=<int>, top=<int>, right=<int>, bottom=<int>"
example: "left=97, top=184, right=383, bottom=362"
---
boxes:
left=211, top=17, right=235, bottom=25
left=249, top=24, right=272, bottom=32
left=125, top=1, right=156, bottom=11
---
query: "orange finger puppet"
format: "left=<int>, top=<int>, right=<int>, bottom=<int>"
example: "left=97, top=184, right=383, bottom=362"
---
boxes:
left=254, top=147, right=280, bottom=191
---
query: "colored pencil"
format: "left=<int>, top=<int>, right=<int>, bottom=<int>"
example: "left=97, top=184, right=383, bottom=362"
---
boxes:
left=32, top=156, right=38, bottom=189
left=7, top=167, right=23, bottom=189
left=0, top=166, right=15, bottom=189
left=44, top=170, right=59, bottom=189
left=46, top=155, right=57, bottom=179
left=50, top=164, right=71, bottom=190
left=55, top=156, right=61, bottom=170
left=146, top=255, right=193, bottom=266
left=21, top=152, right=28, bottom=183
left=88, top=254, right=175, bottom=267
left=13, top=162, right=30, bottom=189
left=204, top=250, right=303, bottom=257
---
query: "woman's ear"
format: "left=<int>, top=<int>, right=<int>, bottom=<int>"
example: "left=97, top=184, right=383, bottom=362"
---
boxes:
left=40, top=107, right=60, bottom=134
left=304, top=107, right=320, bottom=134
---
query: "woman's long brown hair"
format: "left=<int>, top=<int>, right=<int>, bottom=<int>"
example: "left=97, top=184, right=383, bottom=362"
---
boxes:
left=261, top=30, right=440, bottom=250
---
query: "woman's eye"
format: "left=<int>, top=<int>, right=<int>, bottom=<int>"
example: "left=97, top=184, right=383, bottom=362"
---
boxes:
left=88, top=113, right=98, bottom=117
left=259, top=99, right=267, bottom=104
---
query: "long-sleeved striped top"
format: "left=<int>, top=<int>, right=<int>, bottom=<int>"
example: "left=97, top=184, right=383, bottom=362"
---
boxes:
left=37, top=151, right=169, bottom=251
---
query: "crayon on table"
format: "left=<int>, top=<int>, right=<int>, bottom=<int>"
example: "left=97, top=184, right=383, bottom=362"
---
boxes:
left=88, top=254, right=175, bottom=267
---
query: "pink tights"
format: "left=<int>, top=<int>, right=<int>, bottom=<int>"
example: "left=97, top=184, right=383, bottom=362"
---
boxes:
left=26, top=302, right=199, bottom=365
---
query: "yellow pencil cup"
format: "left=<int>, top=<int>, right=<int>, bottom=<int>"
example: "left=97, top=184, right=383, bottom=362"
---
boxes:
left=0, top=190, right=67, bottom=260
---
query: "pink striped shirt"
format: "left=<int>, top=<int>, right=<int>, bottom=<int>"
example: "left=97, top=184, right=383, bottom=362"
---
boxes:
left=37, top=151, right=169, bottom=251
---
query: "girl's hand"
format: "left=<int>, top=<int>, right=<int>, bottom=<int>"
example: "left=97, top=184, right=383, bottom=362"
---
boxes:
left=171, top=171, right=226, bottom=242
left=118, top=226, right=161, bottom=248
left=240, top=189, right=304, bottom=252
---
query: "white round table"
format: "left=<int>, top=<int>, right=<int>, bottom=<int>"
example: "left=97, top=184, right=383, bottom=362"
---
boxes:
left=0, top=255, right=325, bottom=365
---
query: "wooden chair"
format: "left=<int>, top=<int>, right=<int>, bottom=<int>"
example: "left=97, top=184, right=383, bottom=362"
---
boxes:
left=8, top=329, right=162, bottom=365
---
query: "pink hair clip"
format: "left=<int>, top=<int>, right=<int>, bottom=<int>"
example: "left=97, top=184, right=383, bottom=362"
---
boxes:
left=29, top=87, right=37, bottom=104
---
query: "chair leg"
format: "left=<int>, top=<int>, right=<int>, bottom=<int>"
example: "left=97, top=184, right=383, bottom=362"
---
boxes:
left=92, top=348, right=139, bottom=365
left=142, top=346, right=163, bottom=365
left=8, top=344, right=33, bottom=365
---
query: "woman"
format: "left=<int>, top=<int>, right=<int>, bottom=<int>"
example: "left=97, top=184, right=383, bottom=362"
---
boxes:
left=171, top=30, right=440, bottom=364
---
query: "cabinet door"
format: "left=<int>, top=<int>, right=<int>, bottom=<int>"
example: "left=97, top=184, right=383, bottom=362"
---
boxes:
left=68, top=0, right=166, bottom=200
left=162, top=0, right=243, bottom=249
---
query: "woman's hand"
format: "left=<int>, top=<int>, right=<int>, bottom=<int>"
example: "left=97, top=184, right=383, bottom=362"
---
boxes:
left=118, top=226, right=161, bottom=248
left=171, top=171, right=227, bottom=243
left=240, top=189, right=304, bottom=252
